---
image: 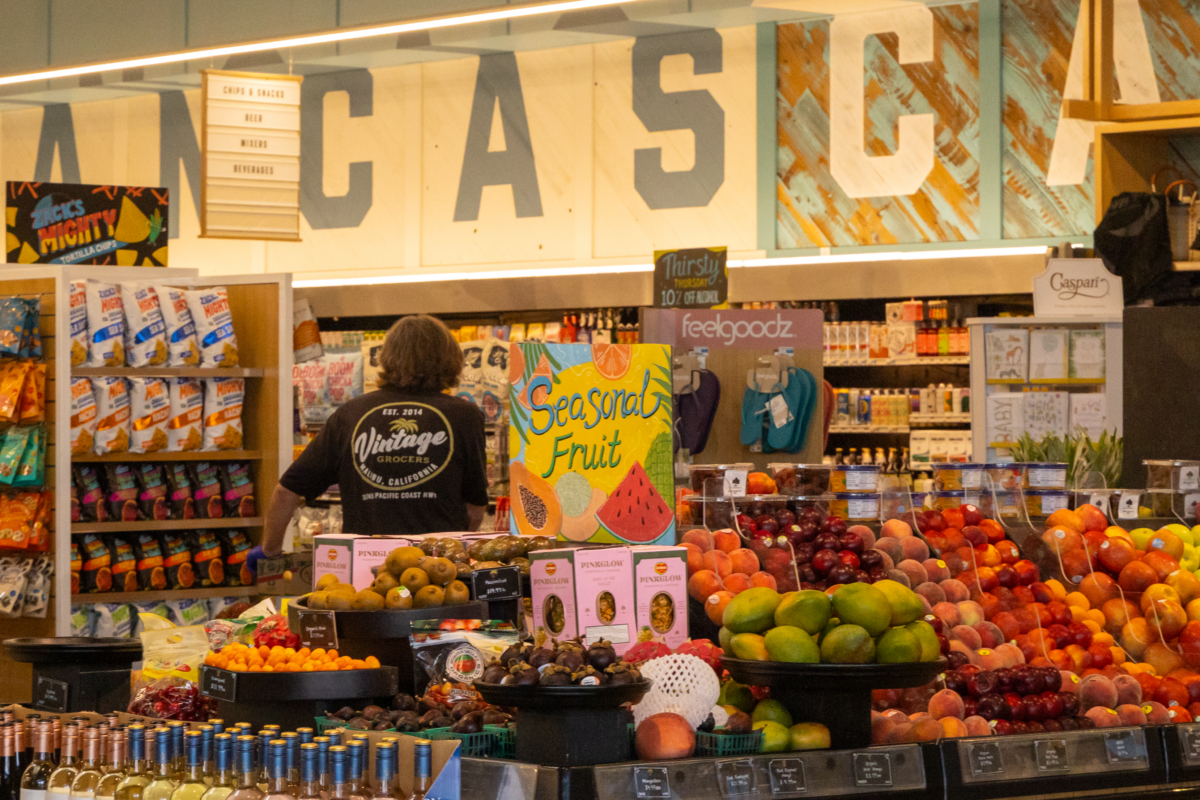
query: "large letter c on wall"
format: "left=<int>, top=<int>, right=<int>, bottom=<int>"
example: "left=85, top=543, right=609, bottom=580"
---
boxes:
left=829, top=7, right=934, bottom=199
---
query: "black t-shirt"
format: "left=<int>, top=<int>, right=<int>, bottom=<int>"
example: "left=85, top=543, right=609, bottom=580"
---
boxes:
left=281, top=388, right=489, bottom=535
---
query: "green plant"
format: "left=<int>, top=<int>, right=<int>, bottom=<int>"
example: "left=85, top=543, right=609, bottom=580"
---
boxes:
left=1008, top=429, right=1122, bottom=490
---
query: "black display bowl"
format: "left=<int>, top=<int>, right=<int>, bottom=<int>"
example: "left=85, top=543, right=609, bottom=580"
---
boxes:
left=473, top=679, right=652, bottom=711
left=4, top=637, right=142, bottom=665
left=721, top=656, right=947, bottom=690
left=200, top=665, right=398, bottom=702
left=287, top=597, right=490, bottom=638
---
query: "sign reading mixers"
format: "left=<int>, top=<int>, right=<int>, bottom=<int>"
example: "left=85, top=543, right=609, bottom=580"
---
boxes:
left=508, top=343, right=674, bottom=547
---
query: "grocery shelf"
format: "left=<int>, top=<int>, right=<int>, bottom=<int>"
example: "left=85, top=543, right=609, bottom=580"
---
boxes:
left=908, top=413, right=972, bottom=426
left=72, top=585, right=260, bottom=604
left=986, top=378, right=1106, bottom=386
left=823, top=356, right=970, bottom=367
left=73, top=367, right=266, bottom=378
left=828, top=424, right=910, bottom=434
left=72, top=450, right=262, bottom=462
left=71, top=517, right=263, bottom=534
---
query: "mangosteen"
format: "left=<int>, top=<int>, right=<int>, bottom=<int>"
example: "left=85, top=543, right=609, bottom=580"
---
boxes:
left=373, top=720, right=393, bottom=731
left=451, top=701, right=484, bottom=721
left=482, top=663, right=509, bottom=684
left=391, top=694, right=417, bottom=712
left=347, top=718, right=371, bottom=730
left=555, top=649, right=584, bottom=672
left=587, top=640, right=617, bottom=670
left=529, top=648, right=556, bottom=670
left=604, top=663, right=642, bottom=686
left=481, top=709, right=511, bottom=726
left=511, top=665, right=539, bottom=686
left=361, top=705, right=385, bottom=721
left=499, top=642, right=530, bottom=667
left=572, top=665, right=607, bottom=686
left=698, top=714, right=715, bottom=733
left=394, top=717, right=421, bottom=733
left=450, top=711, right=484, bottom=734
left=418, top=709, right=447, bottom=727
left=417, top=697, right=437, bottom=715
left=725, top=711, right=752, bottom=734
left=540, top=665, right=573, bottom=687
left=332, top=706, right=356, bottom=721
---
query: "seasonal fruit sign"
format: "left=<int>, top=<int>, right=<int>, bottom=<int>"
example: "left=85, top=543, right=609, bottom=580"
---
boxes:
left=509, top=343, right=675, bottom=546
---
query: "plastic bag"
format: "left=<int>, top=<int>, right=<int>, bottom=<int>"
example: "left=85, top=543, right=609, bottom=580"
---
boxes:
left=92, top=377, right=130, bottom=455
left=184, top=287, right=238, bottom=367
left=166, top=378, right=202, bottom=452
left=70, top=378, right=98, bottom=456
left=85, top=281, right=125, bottom=367
left=122, top=285, right=168, bottom=367
left=69, top=281, right=88, bottom=367
left=203, top=378, right=243, bottom=451
left=129, top=624, right=218, bottom=720
left=127, top=378, right=169, bottom=454
left=253, top=614, right=299, bottom=649
left=153, top=285, right=200, bottom=367
left=410, top=620, right=518, bottom=692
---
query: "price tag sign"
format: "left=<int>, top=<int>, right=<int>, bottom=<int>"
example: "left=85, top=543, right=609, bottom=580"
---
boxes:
left=470, top=565, right=522, bottom=602
left=653, top=246, right=728, bottom=309
left=1035, top=739, right=1070, bottom=772
left=1103, top=731, right=1144, bottom=764
left=201, top=667, right=238, bottom=702
left=294, top=608, right=338, bottom=650
left=967, top=742, right=1004, bottom=776
left=1118, top=492, right=1141, bottom=520
left=767, top=759, right=806, bottom=795
left=634, top=766, right=671, bottom=799
left=1181, top=466, right=1199, bottom=491
left=715, top=759, right=757, bottom=797
left=852, top=752, right=892, bottom=786
left=1182, top=726, right=1200, bottom=765
left=34, top=677, right=68, bottom=713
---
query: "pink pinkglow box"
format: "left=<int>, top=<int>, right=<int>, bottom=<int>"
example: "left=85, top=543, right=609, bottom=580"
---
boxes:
left=573, top=547, right=636, bottom=655
left=529, top=548, right=579, bottom=642
left=630, top=545, right=688, bottom=649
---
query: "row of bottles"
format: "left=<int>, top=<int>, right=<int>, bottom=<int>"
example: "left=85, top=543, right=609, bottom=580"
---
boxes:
left=833, top=385, right=970, bottom=427
left=446, top=308, right=642, bottom=345
left=9, top=717, right=432, bottom=800
left=823, top=320, right=970, bottom=362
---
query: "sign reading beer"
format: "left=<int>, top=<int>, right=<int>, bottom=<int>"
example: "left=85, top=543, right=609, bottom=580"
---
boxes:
left=653, top=246, right=728, bottom=309
left=508, top=343, right=674, bottom=546
left=200, top=70, right=303, bottom=241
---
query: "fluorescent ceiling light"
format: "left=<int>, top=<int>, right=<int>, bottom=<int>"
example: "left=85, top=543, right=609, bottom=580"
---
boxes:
left=0, top=0, right=643, bottom=87
left=292, top=245, right=1048, bottom=288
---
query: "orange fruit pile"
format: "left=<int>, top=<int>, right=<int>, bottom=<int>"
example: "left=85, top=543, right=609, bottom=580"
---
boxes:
left=204, top=644, right=381, bottom=673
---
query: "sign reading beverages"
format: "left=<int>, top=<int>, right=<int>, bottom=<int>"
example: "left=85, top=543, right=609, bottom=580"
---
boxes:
left=1032, top=259, right=1123, bottom=317
left=653, top=246, right=728, bottom=308
left=508, top=343, right=674, bottom=546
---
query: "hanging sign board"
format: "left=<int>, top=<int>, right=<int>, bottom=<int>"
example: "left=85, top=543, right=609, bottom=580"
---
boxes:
left=200, top=70, right=303, bottom=241
left=1032, top=259, right=1123, bottom=317
left=653, top=247, right=728, bottom=309
left=5, top=182, right=169, bottom=265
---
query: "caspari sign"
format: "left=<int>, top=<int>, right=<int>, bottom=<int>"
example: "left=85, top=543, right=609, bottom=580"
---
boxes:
left=1033, top=259, right=1123, bottom=318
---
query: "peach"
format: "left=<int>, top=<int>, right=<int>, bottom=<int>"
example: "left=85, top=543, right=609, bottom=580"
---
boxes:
left=722, top=573, right=753, bottom=595
left=932, top=602, right=962, bottom=628
left=940, top=579, right=970, bottom=603
left=974, top=621, right=1005, bottom=649
left=940, top=717, right=968, bottom=738
left=1148, top=530, right=1186, bottom=561
left=979, top=649, right=1008, bottom=672
left=1079, top=573, right=1119, bottom=608
left=1112, top=673, right=1143, bottom=706
left=1097, top=537, right=1137, bottom=574
left=682, top=542, right=705, bottom=575
left=870, top=715, right=896, bottom=745
left=728, top=548, right=760, bottom=575
left=995, top=642, right=1025, bottom=667
left=963, top=716, right=992, bottom=737
left=847, top=525, right=876, bottom=549
left=702, top=550, right=733, bottom=578
left=882, top=709, right=908, bottom=723
left=688, top=569, right=724, bottom=602
left=1141, top=583, right=1181, bottom=614
left=897, top=560, right=928, bottom=586
left=681, top=529, right=714, bottom=553
left=1086, top=706, right=1121, bottom=727
left=928, top=688, right=965, bottom=720
left=900, top=537, right=930, bottom=562
left=923, top=559, right=951, bottom=583
left=910, top=719, right=943, bottom=742
left=1142, top=700, right=1171, bottom=724
left=1042, top=526, right=1083, bottom=555
left=886, top=723, right=914, bottom=744
left=1080, top=675, right=1119, bottom=709
left=957, top=600, right=985, bottom=627
left=1060, top=670, right=1082, bottom=693
left=1102, top=598, right=1141, bottom=633
left=1076, top=503, right=1109, bottom=533
left=887, top=569, right=912, bottom=587
left=881, top=518, right=913, bottom=539
left=750, top=571, right=777, bottom=590
left=914, top=582, right=946, bottom=607
left=1115, top=704, right=1148, bottom=726
left=704, top=590, right=734, bottom=624
left=874, top=538, right=904, bottom=565
left=1047, top=508, right=1086, bottom=534
left=712, top=530, right=742, bottom=554
left=876, top=550, right=896, bottom=572
left=950, top=625, right=982, bottom=650
left=949, top=639, right=979, bottom=665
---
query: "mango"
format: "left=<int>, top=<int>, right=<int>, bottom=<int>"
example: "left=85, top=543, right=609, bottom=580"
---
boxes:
left=729, top=633, right=770, bottom=661
left=774, top=590, right=831, bottom=636
left=722, top=587, right=783, bottom=634
left=831, top=584, right=893, bottom=637
left=819, top=624, right=876, bottom=664
left=763, top=626, right=820, bottom=663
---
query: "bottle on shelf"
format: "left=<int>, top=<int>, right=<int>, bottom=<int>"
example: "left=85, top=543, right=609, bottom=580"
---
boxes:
left=166, top=726, right=186, bottom=785
left=49, top=726, right=82, bottom=800
left=193, top=728, right=212, bottom=788
left=93, top=731, right=126, bottom=800
left=344, top=744, right=369, bottom=800
left=114, top=725, right=152, bottom=800
left=324, top=749, right=348, bottom=800
left=16, top=718, right=29, bottom=776
left=198, top=735, right=233, bottom=800
left=406, top=741, right=432, bottom=800
left=255, top=734, right=273, bottom=793
left=21, top=720, right=56, bottom=800
left=309, top=741, right=328, bottom=797
left=261, top=742, right=293, bottom=800
left=168, top=733, right=206, bottom=800
left=142, top=729, right=177, bottom=800
left=205, top=726, right=223, bottom=741
left=293, top=746, right=321, bottom=800
left=226, top=737, right=261, bottom=800
left=278, top=737, right=297, bottom=798
left=833, top=448, right=844, bottom=465
left=370, top=746, right=395, bottom=800
left=3, top=725, right=19, bottom=800
left=52, top=722, right=62, bottom=767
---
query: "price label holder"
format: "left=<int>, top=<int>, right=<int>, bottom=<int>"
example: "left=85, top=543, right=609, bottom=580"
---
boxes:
left=33, top=676, right=68, bottom=712
left=852, top=752, right=892, bottom=787
left=1104, top=730, right=1145, bottom=765
left=201, top=667, right=237, bottom=702
left=715, top=760, right=757, bottom=798
left=1035, top=739, right=1070, bottom=772
left=966, top=742, right=1004, bottom=777
left=766, top=759, right=805, bottom=796
left=471, top=565, right=522, bottom=601
left=1179, top=724, right=1200, bottom=767
left=633, top=766, right=671, bottom=799
left=955, top=728, right=1154, bottom=792
left=294, top=608, right=338, bottom=650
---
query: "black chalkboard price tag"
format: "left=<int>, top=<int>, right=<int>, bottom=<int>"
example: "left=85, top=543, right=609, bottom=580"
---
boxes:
left=852, top=752, right=892, bottom=786
left=715, top=759, right=757, bottom=797
left=294, top=608, right=338, bottom=650
left=1103, top=731, right=1143, bottom=764
left=34, top=677, right=68, bottom=713
left=1035, top=739, right=1070, bottom=772
left=1184, top=727, right=1200, bottom=765
left=634, top=766, right=671, bottom=799
left=201, top=667, right=238, bottom=702
left=767, top=759, right=806, bottom=795
left=471, top=565, right=522, bottom=602
left=967, top=742, right=1004, bottom=776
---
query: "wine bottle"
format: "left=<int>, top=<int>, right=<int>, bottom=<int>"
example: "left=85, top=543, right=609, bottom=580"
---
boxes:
left=168, top=733, right=206, bottom=800
left=194, top=729, right=213, bottom=788
left=260, top=742, right=293, bottom=800
left=49, top=726, right=81, bottom=800
left=323, top=750, right=347, bottom=800
left=20, top=720, right=55, bottom=800
left=254, top=735, right=272, bottom=793
left=224, top=737, right=261, bottom=800
left=404, top=742, right=432, bottom=800
left=371, top=745, right=396, bottom=800
left=93, top=731, right=126, bottom=800
left=114, top=725, right=152, bottom=800
left=142, top=729, right=176, bottom=800
left=198, top=735, right=232, bottom=800
left=67, top=730, right=102, bottom=800
left=21, top=718, right=37, bottom=773
left=310, top=741, right=328, bottom=797
left=277, top=737, right=296, bottom=797
left=203, top=727, right=222, bottom=741
left=344, top=745, right=369, bottom=800
left=293, top=746, right=321, bottom=800
left=3, top=724, right=19, bottom=800
left=165, top=726, right=186, bottom=785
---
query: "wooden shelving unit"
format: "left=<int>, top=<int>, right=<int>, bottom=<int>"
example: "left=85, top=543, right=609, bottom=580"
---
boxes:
left=71, top=518, right=264, bottom=534
left=72, top=450, right=262, bottom=463
left=73, top=585, right=259, bottom=605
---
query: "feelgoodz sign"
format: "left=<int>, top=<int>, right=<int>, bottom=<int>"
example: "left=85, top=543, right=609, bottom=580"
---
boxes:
left=640, top=308, right=824, bottom=350
left=653, top=246, right=728, bottom=309
left=1032, top=259, right=1123, bottom=317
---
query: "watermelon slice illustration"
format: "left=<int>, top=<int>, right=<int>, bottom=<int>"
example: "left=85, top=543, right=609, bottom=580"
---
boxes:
left=595, top=461, right=674, bottom=543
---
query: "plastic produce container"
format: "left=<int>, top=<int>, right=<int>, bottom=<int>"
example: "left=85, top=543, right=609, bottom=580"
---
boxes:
left=687, top=463, right=754, bottom=494
left=933, top=463, right=983, bottom=491
left=1025, top=490, right=1071, bottom=516
left=829, top=493, right=880, bottom=521
left=1144, top=459, right=1200, bottom=491
left=830, top=464, right=881, bottom=493
left=768, top=464, right=832, bottom=496
left=1023, top=462, right=1068, bottom=490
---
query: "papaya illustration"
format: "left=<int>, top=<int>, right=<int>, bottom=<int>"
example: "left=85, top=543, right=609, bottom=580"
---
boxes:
left=177, top=563, right=195, bottom=589
left=151, top=567, right=167, bottom=590
left=561, top=487, right=607, bottom=542
left=96, top=568, right=112, bottom=593
left=510, top=462, right=562, bottom=538
left=123, top=571, right=138, bottom=592
left=208, top=560, right=225, bottom=586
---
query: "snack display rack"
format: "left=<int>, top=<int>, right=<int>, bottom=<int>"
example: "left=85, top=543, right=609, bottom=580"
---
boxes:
left=0, top=265, right=291, bottom=694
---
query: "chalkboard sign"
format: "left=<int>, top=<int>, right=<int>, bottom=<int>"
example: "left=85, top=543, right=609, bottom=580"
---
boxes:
left=967, top=742, right=1004, bottom=776
left=1103, top=731, right=1143, bottom=764
left=633, top=766, right=671, bottom=799
left=852, top=752, right=892, bottom=786
left=1184, top=727, right=1200, bottom=765
left=1035, top=739, right=1070, bottom=772
left=471, top=565, right=522, bottom=602
left=715, top=759, right=757, bottom=797
left=34, top=677, right=68, bottom=713
left=767, top=759, right=805, bottom=795
left=201, top=668, right=238, bottom=703
left=294, top=608, right=338, bottom=650
left=653, top=247, right=728, bottom=309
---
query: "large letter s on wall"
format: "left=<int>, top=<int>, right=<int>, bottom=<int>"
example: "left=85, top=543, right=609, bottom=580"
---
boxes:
left=829, top=7, right=934, bottom=198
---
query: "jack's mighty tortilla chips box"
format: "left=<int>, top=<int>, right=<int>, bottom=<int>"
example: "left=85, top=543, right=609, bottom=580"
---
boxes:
left=573, top=546, right=636, bottom=655
left=630, top=545, right=688, bottom=650
left=529, top=548, right=578, bottom=644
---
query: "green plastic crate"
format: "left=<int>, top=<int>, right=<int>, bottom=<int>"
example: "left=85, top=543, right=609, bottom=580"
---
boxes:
left=485, top=725, right=515, bottom=759
left=424, top=726, right=499, bottom=758
left=694, top=730, right=764, bottom=757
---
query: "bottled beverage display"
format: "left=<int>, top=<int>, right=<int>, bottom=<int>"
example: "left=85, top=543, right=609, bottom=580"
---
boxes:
left=310, top=741, right=329, bottom=796
left=225, top=737, right=262, bottom=800
left=198, top=736, right=233, bottom=800
left=3, top=725, right=20, bottom=800
left=343, top=745, right=369, bottom=800
left=822, top=298, right=970, bottom=363
left=93, top=732, right=126, bottom=800
left=168, top=734, right=206, bottom=800
left=832, top=384, right=969, bottom=429
left=142, top=729, right=177, bottom=800
left=370, top=746, right=395, bottom=800
left=67, top=730, right=102, bottom=800
left=20, top=720, right=55, bottom=800
left=193, top=728, right=213, bottom=788
left=279, top=736, right=297, bottom=796
left=48, top=725, right=80, bottom=800
left=324, top=749, right=348, bottom=800
left=260, top=742, right=293, bottom=800
left=406, top=741, right=432, bottom=800
left=166, top=726, right=186, bottom=785
left=293, top=746, right=321, bottom=800
left=114, top=726, right=152, bottom=800
left=16, top=719, right=29, bottom=776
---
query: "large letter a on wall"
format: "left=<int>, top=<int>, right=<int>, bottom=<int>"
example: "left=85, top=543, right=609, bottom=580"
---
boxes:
left=454, top=53, right=544, bottom=222
left=829, top=7, right=934, bottom=198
